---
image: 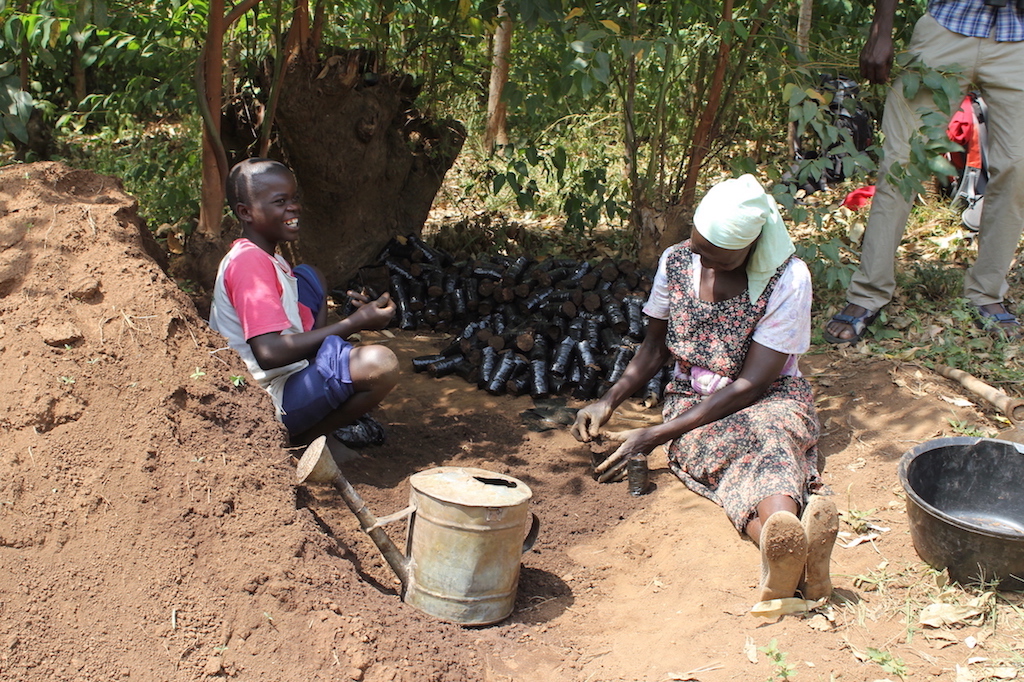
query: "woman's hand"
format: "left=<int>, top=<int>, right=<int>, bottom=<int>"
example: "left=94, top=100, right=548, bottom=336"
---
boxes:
left=570, top=401, right=614, bottom=442
left=593, top=428, right=659, bottom=483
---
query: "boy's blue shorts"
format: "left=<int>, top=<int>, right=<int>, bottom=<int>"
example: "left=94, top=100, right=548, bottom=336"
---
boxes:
left=280, top=265, right=355, bottom=436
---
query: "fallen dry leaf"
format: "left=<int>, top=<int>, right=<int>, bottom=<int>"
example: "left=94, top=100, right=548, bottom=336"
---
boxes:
left=919, top=603, right=984, bottom=628
left=925, top=631, right=959, bottom=649
left=743, top=636, right=758, bottom=664
left=750, top=597, right=825, bottom=618
left=840, top=532, right=880, bottom=548
left=956, top=666, right=976, bottom=682
left=807, top=614, right=831, bottom=631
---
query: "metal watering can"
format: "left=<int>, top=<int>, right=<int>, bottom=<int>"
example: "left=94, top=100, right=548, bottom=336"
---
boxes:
left=297, top=436, right=541, bottom=625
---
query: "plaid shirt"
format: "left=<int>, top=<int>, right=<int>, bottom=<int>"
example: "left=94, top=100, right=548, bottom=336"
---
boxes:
left=929, top=0, right=1024, bottom=41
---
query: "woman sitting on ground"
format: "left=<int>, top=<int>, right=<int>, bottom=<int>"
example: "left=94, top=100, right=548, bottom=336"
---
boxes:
left=571, top=174, right=838, bottom=602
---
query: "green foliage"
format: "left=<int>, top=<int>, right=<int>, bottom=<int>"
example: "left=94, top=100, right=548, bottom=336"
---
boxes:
left=63, top=114, right=202, bottom=228
left=882, top=55, right=963, bottom=202
left=759, top=639, right=797, bottom=681
left=484, top=140, right=627, bottom=235
left=905, top=262, right=961, bottom=301
left=0, top=60, right=33, bottom=144
left=947, top=419, right=994, bottom=438
left=864, top=647, right=907, bottom=679
left=794, top=237, right=857, bottom=293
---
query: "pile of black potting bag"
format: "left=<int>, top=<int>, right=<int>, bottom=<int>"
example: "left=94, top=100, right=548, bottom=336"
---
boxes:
left=335, top=234, right=671, bottom=405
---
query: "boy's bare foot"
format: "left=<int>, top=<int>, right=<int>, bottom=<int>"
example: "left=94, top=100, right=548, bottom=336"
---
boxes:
left=759, top=511, right=807, bottom=602
left=799, top=495, right=839, bottom=601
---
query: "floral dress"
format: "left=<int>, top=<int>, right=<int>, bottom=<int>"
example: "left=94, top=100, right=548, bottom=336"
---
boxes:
left=662, top=243, right=821, bottom=533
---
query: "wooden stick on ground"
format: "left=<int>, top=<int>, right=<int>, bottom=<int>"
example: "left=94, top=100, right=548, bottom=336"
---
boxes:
left=934, top=364, right=1024, bottom=425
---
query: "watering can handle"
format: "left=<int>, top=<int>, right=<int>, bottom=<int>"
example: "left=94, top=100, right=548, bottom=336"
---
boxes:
left=522, top=513, right=541, bottom=554
left=366, top=504, right=415, bottom=532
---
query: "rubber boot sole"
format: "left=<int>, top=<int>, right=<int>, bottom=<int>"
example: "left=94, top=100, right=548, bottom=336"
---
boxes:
left=800, top=495, right=839, bottom=601
left=759, top=511, right=808, bottom=602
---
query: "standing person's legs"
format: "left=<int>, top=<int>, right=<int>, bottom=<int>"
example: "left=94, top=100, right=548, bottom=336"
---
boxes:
left=965, top=38, right=1024, bottom=310
left=828, top=15, right=971, bottom=341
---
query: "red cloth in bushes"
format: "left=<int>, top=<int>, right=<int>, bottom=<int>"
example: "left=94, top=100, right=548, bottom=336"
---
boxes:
left=842, top=185, right=876, bottom=210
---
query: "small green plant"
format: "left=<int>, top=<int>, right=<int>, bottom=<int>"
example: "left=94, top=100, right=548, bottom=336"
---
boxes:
left=906, top=262, right=962, bottom=301
left=948, top=419, right=993, bottom=438
left=840, top=506, right=879, bottom=535
left=759, top=639, right=797, bottom=681
left=865, top=647, right=907, bottom=679
left=190, top=367, right=206, bottom=380
left=229, top=375, right=246, bottom=387
left=59, top=376, right=75, bottom=385
left=841, top=488, right=878, bottom=535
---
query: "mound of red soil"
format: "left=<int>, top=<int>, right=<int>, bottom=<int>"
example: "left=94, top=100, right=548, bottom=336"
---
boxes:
left=0, top=162, right=499, bottom=681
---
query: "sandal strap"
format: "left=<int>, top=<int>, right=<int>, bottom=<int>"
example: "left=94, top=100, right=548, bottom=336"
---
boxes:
left=831, top=308, right=877, bottom=333
left=977, top=305, right=1020, bottom=325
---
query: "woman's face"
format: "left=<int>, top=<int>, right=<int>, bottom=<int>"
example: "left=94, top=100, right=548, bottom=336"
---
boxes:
left=690, top=230, right=754, bottom=272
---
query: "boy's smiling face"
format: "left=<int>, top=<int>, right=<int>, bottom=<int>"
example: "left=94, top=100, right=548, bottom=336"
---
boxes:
left=238, top=168, right=301, bottom=253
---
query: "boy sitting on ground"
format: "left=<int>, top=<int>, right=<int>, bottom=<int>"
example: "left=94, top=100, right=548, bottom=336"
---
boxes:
left=209, top=158, right=398, bottom=460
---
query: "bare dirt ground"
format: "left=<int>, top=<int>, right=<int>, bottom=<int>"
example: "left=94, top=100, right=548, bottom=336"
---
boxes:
left=2, top=161, right=1023, bottom=682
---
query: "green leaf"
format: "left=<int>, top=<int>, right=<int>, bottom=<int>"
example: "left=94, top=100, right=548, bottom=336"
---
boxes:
left=784, top=82, right=803, bottom=106
left=593, top=51, right=610, bottom=84
left=2, top=111, right=28, bottom=143
left=922, top=71, right=944, bottom=92
left=902, top=73, right=921, bottom=100
left=552, top=146, right=567, bottom=172
left=927, top=155, right=957, bottom=177
left=38, top=47, right=57, bottom=69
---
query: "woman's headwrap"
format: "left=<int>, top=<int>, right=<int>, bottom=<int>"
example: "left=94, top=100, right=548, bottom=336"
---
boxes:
left=692, top=174, right=794, bottom=302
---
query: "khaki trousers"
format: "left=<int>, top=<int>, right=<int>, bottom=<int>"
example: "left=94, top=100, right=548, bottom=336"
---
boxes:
left=848, top=13, right=1024, bottom=310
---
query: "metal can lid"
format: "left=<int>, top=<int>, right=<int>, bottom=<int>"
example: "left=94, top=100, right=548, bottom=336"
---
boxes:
left=410, top=466, right=533, bottom=507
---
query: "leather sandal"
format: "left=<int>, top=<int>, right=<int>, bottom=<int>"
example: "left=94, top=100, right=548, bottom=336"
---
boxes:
left=822, top=303, right=878, bottom=345
left=975, top=303, right=1022, bottom=339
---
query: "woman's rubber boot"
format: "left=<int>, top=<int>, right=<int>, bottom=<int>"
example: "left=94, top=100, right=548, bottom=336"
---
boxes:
left=799, top=495, right=839, bottom=601
left=759, top=511, right=808, bottom=602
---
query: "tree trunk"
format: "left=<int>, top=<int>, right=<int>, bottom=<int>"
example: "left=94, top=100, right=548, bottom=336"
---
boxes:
left=483, top=4, right=512, bottom=152
left=788, top=0, right=814, bottom=158
left=197, top=0, right=227, bottom=239
left=677, top=0, right=735, bottom=208
left=272, top=51, right=466, bottom=287
left=72, top=43, right=87, bottom=105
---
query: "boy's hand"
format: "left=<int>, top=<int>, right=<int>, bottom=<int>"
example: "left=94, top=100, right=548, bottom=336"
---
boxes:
left=346, top=291, right=395, bottom=330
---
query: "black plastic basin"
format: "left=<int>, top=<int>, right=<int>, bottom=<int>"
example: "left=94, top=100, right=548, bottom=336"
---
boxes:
left=899, top=437, right=1024, bottom=589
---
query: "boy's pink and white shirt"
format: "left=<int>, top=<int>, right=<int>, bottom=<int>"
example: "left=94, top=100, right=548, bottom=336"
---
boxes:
left=209, top=238, right=312, bottom=414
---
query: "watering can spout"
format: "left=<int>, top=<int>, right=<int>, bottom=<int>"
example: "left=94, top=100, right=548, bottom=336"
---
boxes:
left=296, top=436, right=410, bottom=589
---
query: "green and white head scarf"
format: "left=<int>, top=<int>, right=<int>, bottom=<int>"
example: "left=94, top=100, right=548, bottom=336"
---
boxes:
left=692, top=174, right=795, bottom=303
